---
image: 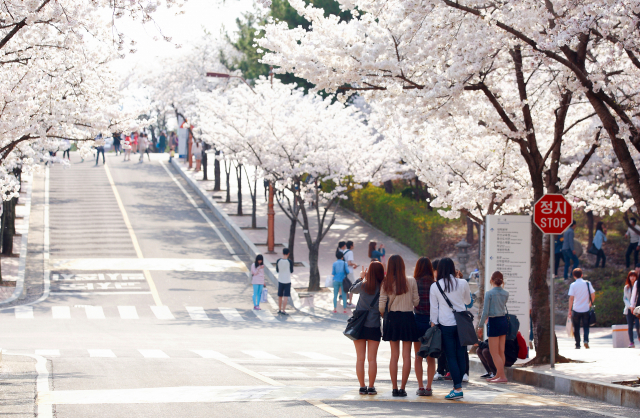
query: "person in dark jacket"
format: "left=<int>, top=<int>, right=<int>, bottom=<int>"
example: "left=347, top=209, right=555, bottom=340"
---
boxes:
left=477, top=338, right=519, bottom=379
left=350, top=261, right=384, bottom=395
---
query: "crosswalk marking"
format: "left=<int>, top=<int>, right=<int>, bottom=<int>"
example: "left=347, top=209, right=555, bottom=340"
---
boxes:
left=290, top=315, right=314, bottom=323
left=191, top=350, right=228, bottom=359
left=218, top=307, right=244, bottom=322
left=295, top=352, right=338, bottom=361
left=88, top=349, right=116, bottom=358
left=85, top=306, right=105, bottom=319
left=243, top=350, right=281, bottom=360
left=14, top=306, right=33, bottom=319
left=118, top=306, right=139, bottom=319
left=150, top=305, right=174, bottom=320
left=35, top=349, right=60, bottom=356
left=138, top=349, right=169, bottom=359
left=52, top=306, right=71, bottom=319
left=186, top=306, right=210, bottom=320
left=252, top=309, right=277, bottom=322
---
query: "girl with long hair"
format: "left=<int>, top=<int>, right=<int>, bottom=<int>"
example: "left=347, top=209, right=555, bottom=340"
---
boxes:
left=478, top=271, right=509, bottom=383
left=378, top=255, right=419, bottom=397
left=429, top=257, right=471, bottom=400
left=350, top=261, right=385, bottom=395
left=413, top=257, right=437, bottom=396
left=250, top=255, right=265, bottom=310
left=368, top=241, right=386, bottom=262
left=624, top=271, right=639, bottom=347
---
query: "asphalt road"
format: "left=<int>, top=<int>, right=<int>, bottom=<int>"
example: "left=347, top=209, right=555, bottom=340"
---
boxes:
left=0, top=152, right=637, bottom=418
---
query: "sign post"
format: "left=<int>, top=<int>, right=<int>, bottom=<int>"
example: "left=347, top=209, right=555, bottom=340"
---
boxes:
left=533, top=194, right=573, bottom=368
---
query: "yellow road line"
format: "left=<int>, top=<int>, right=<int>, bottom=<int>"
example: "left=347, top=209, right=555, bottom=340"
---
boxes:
left=103, top=163, right=162, bottom=306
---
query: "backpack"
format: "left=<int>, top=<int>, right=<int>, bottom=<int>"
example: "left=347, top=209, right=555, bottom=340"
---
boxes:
left=275, top=258, right=293, bottom=273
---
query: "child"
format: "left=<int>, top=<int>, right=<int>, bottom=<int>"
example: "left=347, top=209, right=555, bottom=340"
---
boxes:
left=169, top=145, right=175, bottom=162
left=276, top=248, right=294, bottom=315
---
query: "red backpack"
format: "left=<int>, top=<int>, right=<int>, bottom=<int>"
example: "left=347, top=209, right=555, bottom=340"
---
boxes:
left=516, top=332, right=528, bottom=359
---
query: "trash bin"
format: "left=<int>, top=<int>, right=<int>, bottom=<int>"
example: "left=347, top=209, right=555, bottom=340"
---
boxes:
left=612, top=324, right=629, bottom=348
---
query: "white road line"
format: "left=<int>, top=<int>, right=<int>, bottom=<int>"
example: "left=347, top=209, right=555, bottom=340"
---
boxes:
left=88, top=349, right=116, bottom=358
left=118, top=306, right=139, bottom=319
left=295, top=352, right=338, bottom=361
left=186, top=306, right=210, bottom=321
left=52, top=306, right=70, bottom=319
left=218, top=307, right=245, bottom=322
left=191, top=350, right=228, bottom=360
left=242, top=350, right=281, bottom=360
left=252, top=309, right=278, bottom=322
left=138, top=349, right=169, bottom=359
left=15, top=306, right=33, bottom=318
left=159, top=160, right=235, bottom=255
left=150, top=306, right=174, bottom=320
left=35, top=349, right=60, bottom=357
left=85, top=306, right=105, bottom=319
left=290, top=315, right=314, bottom=323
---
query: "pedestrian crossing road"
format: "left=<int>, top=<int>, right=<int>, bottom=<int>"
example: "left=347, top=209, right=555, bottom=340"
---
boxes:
left=4, top=305, right=316, bottom=323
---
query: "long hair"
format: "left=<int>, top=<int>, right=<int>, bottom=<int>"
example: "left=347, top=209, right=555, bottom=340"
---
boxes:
left=414, top=257, right=434, bottom=283
left=437, top=257, right=457, bottom=292
left=337, top=241, right=346, bottom=251
left=363, top=261, right=385, bottom=294
left=432, top=259, right=440, bottom=271
left=368, top=241, right=377, bottom=258
left=383, top=255, right=408, bottom=296
left=626, top=271, right=638, bottom=289
left=596, top=222, right=604, bottom=232
left=254, top=254, right=264, bottom=268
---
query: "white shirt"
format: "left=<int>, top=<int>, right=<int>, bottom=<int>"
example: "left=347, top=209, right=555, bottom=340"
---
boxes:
left=627, top=227, right=640, bottom=244
left=631, top=281, right=639, bottom=311
left=429, top=277, right=471, bottom=327
left=343, top=249, right=354, bottom=274
left=568, top=278, right=595, bottom=313
left=276, top=259, right=291, bottom=284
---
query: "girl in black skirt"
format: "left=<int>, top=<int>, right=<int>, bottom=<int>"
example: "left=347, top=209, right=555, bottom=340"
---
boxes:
left=379, top=255, right=419, bottom=397
left=350, top=261, right=385, bottom=395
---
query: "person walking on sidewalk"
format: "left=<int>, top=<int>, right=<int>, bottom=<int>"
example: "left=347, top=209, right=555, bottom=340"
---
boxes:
left=332, top=250, right=349, bottom=314
left=593, top=222, right=607, bottom=268
left=192, top=139, right=203, bottom=172
left=568, top=268, right=595, bottom=349
left=478, top=271, right=510, bottom=383
left=350, top=261, right=384, bottom=395
left=562, top=221, right=579, bottom=280
left=251, top=255, right=265, bottom=310
left=113, top=133, right=122, bottom=156
left=625, top=218, right=640, bottom=269
left=554, top=235, right=564, bottom=277
left=379, top=255, right=419, bottom=397
left=276, top=248, right=293, bottom=315
left=413, top=257, right=436, bottom=396
left=623, top=271, right=639, bottom=347
left=344, top=241, right=358, bottom=308
left=368, top=242, right=386, bottom=262
left=429, top=257, right=471, bottom=400
left=122, top=135, right=132, bottom=161
left=94, top=134, right=106, bottom=166
left=61, top=139, right=71, bottom=160
left=139, top=134, right=149, bottom=163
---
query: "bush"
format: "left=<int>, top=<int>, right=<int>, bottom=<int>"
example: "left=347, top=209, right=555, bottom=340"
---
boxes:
left=586, top=268, right=628, bottom=327
left=342, top=185, right=448, bottom=257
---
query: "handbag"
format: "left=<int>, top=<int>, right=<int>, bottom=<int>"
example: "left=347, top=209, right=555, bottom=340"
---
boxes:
left=587, top=244, right=599, bottom=255
left=566, top=315, right=574, bottom=338
left=343, top=291, right=379, bottom=341
left=261, top=287, right=268, bottom=304
left=505, top=306, right=520, bottom=340
left=586, top=281, right=597, bottom=326
left=435, top=281, right=478, bottom=346
left=341, top=261, right=353, bottom=292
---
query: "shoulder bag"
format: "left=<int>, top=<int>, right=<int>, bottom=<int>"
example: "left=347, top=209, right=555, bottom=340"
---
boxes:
left=505, top=306, right=520, bottom=340
left=343, top=291, right=379, bottom=341
left=586, top=281, right=597, bottom=326
left=435, top=281, right=478, bottom=346
left=587, top=243, right=599, bottom=255
left=342, top=261, right=353, bottom=292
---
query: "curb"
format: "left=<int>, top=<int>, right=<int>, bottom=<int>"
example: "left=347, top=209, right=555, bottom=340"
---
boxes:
left=170, top=159, right=304, bottom=309
left=469, top=358, right=640, bottom=408
left=0, top=176, right=33, bottom=306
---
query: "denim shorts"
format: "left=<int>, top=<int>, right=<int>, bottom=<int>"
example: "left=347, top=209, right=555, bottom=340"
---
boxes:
left=488, top=315, right=508, bottom=337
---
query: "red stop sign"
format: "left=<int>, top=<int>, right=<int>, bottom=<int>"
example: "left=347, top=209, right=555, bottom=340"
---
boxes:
left=533, top=194, right=573, bottom=234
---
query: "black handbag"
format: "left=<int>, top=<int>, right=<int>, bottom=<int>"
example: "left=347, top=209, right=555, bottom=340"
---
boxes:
left=343, top=290, right=379, bottom=341
left=341, top=260, right=353, bottom=291
left=587, top=244, right=599, bottom=255
left=586, top=281, right=597, bottom=326
left=505, top=306, right=520, bottom=340
left=436, top=281, right=479, bottom=346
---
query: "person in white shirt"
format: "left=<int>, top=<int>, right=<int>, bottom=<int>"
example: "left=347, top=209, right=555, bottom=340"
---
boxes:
left=429, top=257, right=471, bottom=400
left=276, top=248, right=293, bottom=315
left=567, top=268, right=595, bottom=349
left=625, top=218, right=640, bottom=268
left=343, top=241, right=358, bottom=307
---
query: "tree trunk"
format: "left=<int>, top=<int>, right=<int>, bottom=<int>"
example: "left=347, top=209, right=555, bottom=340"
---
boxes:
left=384, top=180, right=393, bottom=194
left=466, top=216, right=475, bottom=243
left=586, top=211, right=594, bottom=249
left=287, top=214, right=296, bottom=264
left=251, top=177, right=257, bottom=229
left=308, top=244, right=320, bottom=291
left=214, top=150, right=221, bottom=191
left=2, top=197, right=16, bottom=256
left=224, top=160, right=231, bottom=203
left=202, top=146, right=208, bottom=181
left=236, top=164, right=243, bottom=216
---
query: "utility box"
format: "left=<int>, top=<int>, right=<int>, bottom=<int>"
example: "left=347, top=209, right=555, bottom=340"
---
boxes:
left=612, top=324, right=629, bottom=348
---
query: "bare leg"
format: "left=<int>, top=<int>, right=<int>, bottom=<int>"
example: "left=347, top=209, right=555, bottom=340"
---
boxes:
left=426, top=356, right=436, bottom=389
left=354, top=340, right=366, bottom=387
left=488, top=336, right=507, bottom=380
left=413, top=342, right=424, bottom=388
left=389, top=341, right=400, bottom=390
left=400, top=340, right=412, bottom=389
left=367, top=340, right=379, bottom=387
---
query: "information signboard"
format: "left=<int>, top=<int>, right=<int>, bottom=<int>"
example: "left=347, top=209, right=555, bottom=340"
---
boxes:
left=485, top=215, right=531, bottom=341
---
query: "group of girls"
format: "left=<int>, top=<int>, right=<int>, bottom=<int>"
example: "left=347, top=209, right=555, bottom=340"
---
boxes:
left=349, top=255, right=510, bottom=400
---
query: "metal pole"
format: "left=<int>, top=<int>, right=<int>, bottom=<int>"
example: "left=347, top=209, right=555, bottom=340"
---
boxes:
left=267, top=182, right=276, bottom=254
left=550, top=234, right=555, bottom=368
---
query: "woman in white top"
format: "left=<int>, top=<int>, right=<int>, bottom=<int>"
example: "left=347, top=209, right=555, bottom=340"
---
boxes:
left=624, top=271, right=639, bottom=347
left=192, top=140, right=203, bottom=172
left=429, top=257, right=471, bottom=400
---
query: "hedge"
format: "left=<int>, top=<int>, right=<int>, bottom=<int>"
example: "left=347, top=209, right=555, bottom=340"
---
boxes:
left=587, top=268, right=628, bottom=327
left=342, top=185, right=447, bottom=257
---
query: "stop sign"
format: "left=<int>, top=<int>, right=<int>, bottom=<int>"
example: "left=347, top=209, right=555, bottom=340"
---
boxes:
left=533, top=194, right=573, bottom=234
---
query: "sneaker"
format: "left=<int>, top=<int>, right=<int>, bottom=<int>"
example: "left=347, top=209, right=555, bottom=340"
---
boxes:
left=397, top=389, right=407, bottom=397
left=445, top=389, right=463, bottom=400
left=367, top=387, right=377, bottom=395
left=359, top=387, right=367, bottom=395
left=584, top=342, right=590, bottom=349
left=253, top=306, right=258, bottom=310
left=416, top=388, right=428, bottom=396
left=462, top=374, right=469, bottom=382
left=480, top=372, right=492, bottom=379
left=281, top=311, right=288, bottom=315
left=444, top=372, right=453, bottom=381
left=347, top=303, right=356, bottom=308
left=343, top=310, right=348, bottom=314
left=333, top=310, right=337, bottom=313
left=256, top=306, right=261, bottom=310
left=484, top=373, right=495, bottom=380
left=575, top=345, right=580, bottom=349
left=277, top=311, right=283, bottom=315
left=629, top=343, right=635, bottom=348
left=433, top=372, right=444, bottom=381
